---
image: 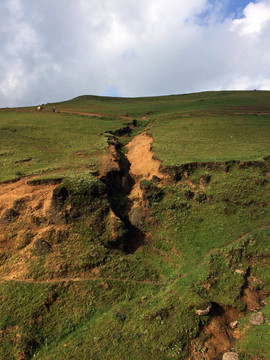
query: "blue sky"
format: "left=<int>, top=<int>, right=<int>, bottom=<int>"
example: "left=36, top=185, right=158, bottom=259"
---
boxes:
left=0, top=0, right=270, bottom=107
left=104, top=86, right=119, bottom=98
left=225, top=0, right=254, bottom=17
left=198, top=0, right=254, bottom=24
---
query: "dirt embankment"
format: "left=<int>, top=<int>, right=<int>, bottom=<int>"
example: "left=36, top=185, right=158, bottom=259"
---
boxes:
left=0, top=178, right=55, bottom=216
left=0, top=178, right=60, bottom=279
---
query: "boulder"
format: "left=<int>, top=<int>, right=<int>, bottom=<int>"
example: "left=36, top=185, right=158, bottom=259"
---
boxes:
left=129, top=205, right=147, bottom=231
left=195, top=302, right=211, bottom=316
left=109, top=215, right=126, bottom=247
left=229, top=321, right=239, bottom=329
left=222, top=352, right=239, bottom=360
left=249, top=312, right=264, bottom=325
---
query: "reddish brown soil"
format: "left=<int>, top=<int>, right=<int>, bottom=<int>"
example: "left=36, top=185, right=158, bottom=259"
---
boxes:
left=98, top=145, right=120, bottom=178
left=57, top=110, right=135, bottom=121
left=126, top=132, right=163, bottom=180
left=189, top=286, right=266, bottom=360
left=0, top=177, right=59, bottom=278
left=0, top=177, right=55, bottom=218
left=57, top=110, right=103, bottom=117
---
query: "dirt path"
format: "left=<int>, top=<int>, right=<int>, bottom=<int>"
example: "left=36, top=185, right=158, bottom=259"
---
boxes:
left=57, top=110, right=104, bottom=117
left=0, top=275, right=163, bottom=286
left=57, top=110, right=134, bottom=121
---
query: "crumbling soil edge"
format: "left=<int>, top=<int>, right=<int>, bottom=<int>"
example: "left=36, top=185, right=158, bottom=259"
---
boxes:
left=161, top=156, right=270, bottom=181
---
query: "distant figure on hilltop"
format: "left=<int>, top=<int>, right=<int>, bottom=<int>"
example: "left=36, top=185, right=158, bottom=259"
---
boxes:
left=52, top=107, right=56, bottom=112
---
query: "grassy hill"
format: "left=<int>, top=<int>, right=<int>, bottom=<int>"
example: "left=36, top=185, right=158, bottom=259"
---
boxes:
left=0, top=91, right=269, bottom=360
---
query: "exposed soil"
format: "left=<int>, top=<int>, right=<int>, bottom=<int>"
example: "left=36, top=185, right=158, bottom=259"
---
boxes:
left=99, top=144, right=121, bottom=179
left=126, top=132, right=164, bottom=179
left=0, top=177, right=59, bottom=278
left=125, top=132, right=166, bottom=252
left=0, top=274, right=163, bottom=286
left=57, top=110, right=135, bottom=121
left=189, top=285, right=267, bottom=360
left=0, top=178, right=55, bottom=218
left=126, top=132, right=165, bottom=201
left=97, top=131, right=166, bottom=254
left=57, top=110, right=104, bottom=117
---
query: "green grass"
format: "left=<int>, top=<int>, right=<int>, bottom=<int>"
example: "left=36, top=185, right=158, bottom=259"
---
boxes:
left=0, top=110, right=123, bottom=182
left=47, top=90, right=270, bottom=117
left=150, top=114, right=270, bottom=165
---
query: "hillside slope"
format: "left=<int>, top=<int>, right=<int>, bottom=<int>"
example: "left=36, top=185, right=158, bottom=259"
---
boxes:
left=0, top=91, right=269, bottom=360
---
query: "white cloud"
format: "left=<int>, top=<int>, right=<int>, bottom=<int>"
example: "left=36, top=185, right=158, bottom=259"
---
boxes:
left=0, top=0, right=269, bottom=107
left=231, top=0, right=270, bottom=35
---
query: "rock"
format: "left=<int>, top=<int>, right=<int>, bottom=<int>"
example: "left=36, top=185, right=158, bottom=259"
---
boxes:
left=229, top=321, right=239, bottom=329
left=249, top=312, right=264, bottom=325
left=32, top=238, right=51, bottom=255
left=16, top=230, right=34, bottom=250
left=222, top=352, right=239, bottom=360
left=195, top=302, right=211, bottom=316
left=109, top=214, right=127, bottom=247
left=129, top=205, right=148, bottom=231
left=1, top=208, right=19, bottom=224
left=234, top=269, right=244, bottom=274
left=0, top=252, right=7, bottom=263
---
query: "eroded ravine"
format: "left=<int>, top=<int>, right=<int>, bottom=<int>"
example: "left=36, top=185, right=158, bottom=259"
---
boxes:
left=99, top=131, right=166, bottom=253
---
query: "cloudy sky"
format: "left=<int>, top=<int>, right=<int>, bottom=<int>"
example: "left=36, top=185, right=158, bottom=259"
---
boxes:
left=0, top=0, right=270, bottom=107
